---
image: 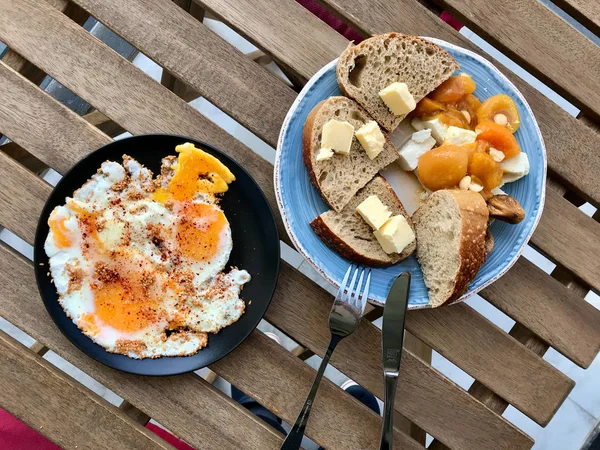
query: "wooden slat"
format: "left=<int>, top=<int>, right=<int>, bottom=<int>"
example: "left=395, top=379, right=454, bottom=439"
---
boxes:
left=268, top=265, right=532, bottom=450
left=0, top=330, right=174, bottom=450
left=84, top=110, right=126, bottom=137
left=0, top=241, right=423, bottom=450
left=204, top=0, right=600, bottom=208
left=0, top=141, right=47, bottom=174
left=196, top=0, right=600, bottom=367
left=551, top=0, right=600, bottom=39
left=0, top=17, right=532, bottom=450
left=406, top=303, right=573, bottom=426
left=0, top=245, right=288, bottom=450
left=432, top=0, right=600, bottom=119
left=482, top=256, right=600, bottom=368
left=530, top=187, right=600, bottom=292
left=69, top=0, right=294, bottom=148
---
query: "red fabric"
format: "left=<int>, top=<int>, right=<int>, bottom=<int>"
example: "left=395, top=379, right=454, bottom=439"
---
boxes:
left=440, top=11, right=464, bottom=31
left=0, top=408, right=60, bottom=450
left=146, top=422, right=196, bottom=450
left=295, top=0, right=364, bottom=42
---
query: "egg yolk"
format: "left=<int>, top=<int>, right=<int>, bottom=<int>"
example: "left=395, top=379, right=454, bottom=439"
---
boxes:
left=154, top=143, right=235, bottom=202
left=49, top=211, right=72, bottom=249
left=94, top=282, right=157, bottom=332
left=176, top=202, right=227, bottom=261
left=79, top=313, right=100, bottom=336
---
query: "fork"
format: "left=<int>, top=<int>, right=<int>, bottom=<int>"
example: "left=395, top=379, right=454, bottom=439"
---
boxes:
left=280, top=265, right=371, bottom=450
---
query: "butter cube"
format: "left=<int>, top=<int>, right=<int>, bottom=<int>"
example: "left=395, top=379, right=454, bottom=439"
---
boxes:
left=316, top=147, right=334, bottom=161
left=322, top=119, right=354, bottom=155
left=355, top=121, right=386, bottom=160
left=356, top=195, right=392, bottom=230
left=444, top=126, right=477, bottom=146
left=379, top=82, right=416, bottom=116
left=373, top=215, right=415, bottom=254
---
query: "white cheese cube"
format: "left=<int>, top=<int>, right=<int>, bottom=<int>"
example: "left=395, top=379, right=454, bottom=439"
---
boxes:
left=379, top=82, right=416, bottom=116
left=411, top=129, right=432, bottom=143
left=315, top=147, right=334, bottom=161
left=411, top=117, right=448, bottom=144
left=501, top=152, right=530, bottom=183
left=322, top=119, right=354, bottom=155
left=356, top=195, right=392, bottom=230
left=397, top=136, right=436, bottom=171
left=444, top=126, right=477, bottom=146
left=355, top=121, right=386, bottom=160
left=373, top=215, right=415, bottom=254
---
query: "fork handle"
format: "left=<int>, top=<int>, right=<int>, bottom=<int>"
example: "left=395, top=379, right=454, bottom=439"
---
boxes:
left=280, top=335, right=341, bottom=450
left=379, top=372, right=399, bottom=450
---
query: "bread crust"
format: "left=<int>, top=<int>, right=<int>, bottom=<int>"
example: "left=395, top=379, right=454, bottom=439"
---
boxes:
left=337, top=33, right=459, bottom=132
left=310, top=176, right=416, bottom=267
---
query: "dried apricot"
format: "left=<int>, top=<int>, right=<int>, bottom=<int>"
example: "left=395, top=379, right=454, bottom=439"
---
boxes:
left=429, top=75, right=477, bottom=103
left=477, top=94, right=520, bottom=133
left=462, top=140, right=489, bottom=163
left=413, top=97, right=446, bottom=116
left=475, top=121, right=521, bottom=159
left=417, top=144, right=468, bottom=191
left=468, top=152, right=503, bottom=190
left=424, top=109, right=470, bottom=129
left=452, top=94, right=482, bottom=128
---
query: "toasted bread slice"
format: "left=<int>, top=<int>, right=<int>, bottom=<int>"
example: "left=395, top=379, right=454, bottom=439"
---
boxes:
left=337, top=33, right=459, bottom=132
left=311, top=176, right=416, bottom=266
left=303, top=97, right=399, bottom=212
left=412, top=190, right=488, bottom=307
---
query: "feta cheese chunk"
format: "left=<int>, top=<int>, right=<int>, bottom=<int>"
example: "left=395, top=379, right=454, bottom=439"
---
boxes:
left=411, top=129, right=432, bottom=144
left=356, top=195, right=392, bottom=230
left=315, top=147, right=334, bottom=161
left=397, top=134, right=436, bottom=171
left=501, top=152, right=529, bottom=183
left=444, top=126, right=477, bottom=146
left=321, top=119, right=354, bottom=155
left=379, top=82, right=416, bottom=116
left=373, top=215, right=415, bottom=254
left=411, top=117, right=448, bottom=144
left=355, top=121, right=386, bottom=160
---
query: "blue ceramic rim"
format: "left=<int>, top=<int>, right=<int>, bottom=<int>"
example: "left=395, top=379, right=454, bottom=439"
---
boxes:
left=274, top=37, right=547, bottom=308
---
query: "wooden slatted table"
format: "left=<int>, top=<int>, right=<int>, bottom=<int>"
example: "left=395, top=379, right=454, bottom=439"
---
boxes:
left=0, top=0, right=599, bottom=448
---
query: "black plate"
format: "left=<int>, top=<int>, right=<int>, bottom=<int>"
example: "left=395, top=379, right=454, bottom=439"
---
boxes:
left=34, top=134, right=280, bottom=375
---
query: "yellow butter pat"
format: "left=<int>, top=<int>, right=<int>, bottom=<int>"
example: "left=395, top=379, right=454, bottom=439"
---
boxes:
left=355, top=121, right=386, bottom=160
left=322, top=119, right=354, bottom=155
left=316, top=147, right=334, bottom=161
left=373, top=215, right=415, bottom=254
left=356, top=195, right=391, bottom=230
left=379, top=82, right=416, bottom=116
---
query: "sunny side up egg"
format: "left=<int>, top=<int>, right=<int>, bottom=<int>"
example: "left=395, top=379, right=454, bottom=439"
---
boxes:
left=44, top=143, right=251, bottom=359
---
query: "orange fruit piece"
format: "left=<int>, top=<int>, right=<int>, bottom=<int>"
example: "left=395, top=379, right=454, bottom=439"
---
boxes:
left=413, top=97, right=446, bottom=116
left=417, top=144, right=468, bottom=191
left=462, top=140, right=489, bottom=163
left=477, top=94, right=521, bottom=133
left=424, top=109, right=470, bottom=129
left=468, top=152, right=503, bottom=190
left=452, top=94, right=482, bottom=129
left=475, top=121, right=521, bottom=159
left=429, top=75, right=477, bottom=103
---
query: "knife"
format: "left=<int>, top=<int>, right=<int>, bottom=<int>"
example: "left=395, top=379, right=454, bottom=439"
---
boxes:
left=379, top=272, right=411, bottom=450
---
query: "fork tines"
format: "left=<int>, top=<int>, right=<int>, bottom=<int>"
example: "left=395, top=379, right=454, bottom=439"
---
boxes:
left=337, top=265, right=371, bottom=312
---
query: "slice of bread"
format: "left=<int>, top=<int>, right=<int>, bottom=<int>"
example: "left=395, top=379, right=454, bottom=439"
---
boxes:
left=337, top=33, right=459, bottom=132
left=412, top=190, right=488, bottom=307
left=311, top=176, right=416, bottom=266
left=303, top=96, right=399, bottom=212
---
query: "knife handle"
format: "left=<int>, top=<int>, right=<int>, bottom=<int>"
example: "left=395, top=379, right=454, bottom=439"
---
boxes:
left=379, top=372, right=399, bottom=450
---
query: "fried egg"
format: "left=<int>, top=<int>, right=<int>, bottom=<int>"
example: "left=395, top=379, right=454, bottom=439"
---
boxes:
left=44, top=143, right=250, bottom=358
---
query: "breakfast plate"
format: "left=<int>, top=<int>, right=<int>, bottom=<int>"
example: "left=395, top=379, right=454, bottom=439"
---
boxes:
left=35, top=134, right=280, bottom=375
left=275, top=37, right=546, bottom=308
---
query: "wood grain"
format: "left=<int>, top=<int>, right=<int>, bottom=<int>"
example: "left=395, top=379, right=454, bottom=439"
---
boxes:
left=406, top=303, right=573, bottom=425
left=84, top=110, right=126, bottom=137
left=70, top=0, right=294, bottom=148
left=0, top=244, right=288, bottom=450
left=432, top=0, right=600, bottom=119
left=0, top=330, right=174, bottom=450
left=0, top=2, right=583, bottom=438
left=550, top=0, right=600, bottom=37
left=481, top=257, right=600, bottom=368
left=266, top=265, right=533, bottom=450
left=255, top=0, right=600, bottom=206
left=0, top=141, right=47, bottom=174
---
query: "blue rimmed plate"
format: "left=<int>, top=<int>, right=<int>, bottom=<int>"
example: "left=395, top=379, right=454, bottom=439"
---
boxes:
left=275, top=38, right=546, bottom=308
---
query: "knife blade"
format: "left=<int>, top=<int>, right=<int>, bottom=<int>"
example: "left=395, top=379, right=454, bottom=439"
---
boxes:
left=382, top=272, right=410, bottom=374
